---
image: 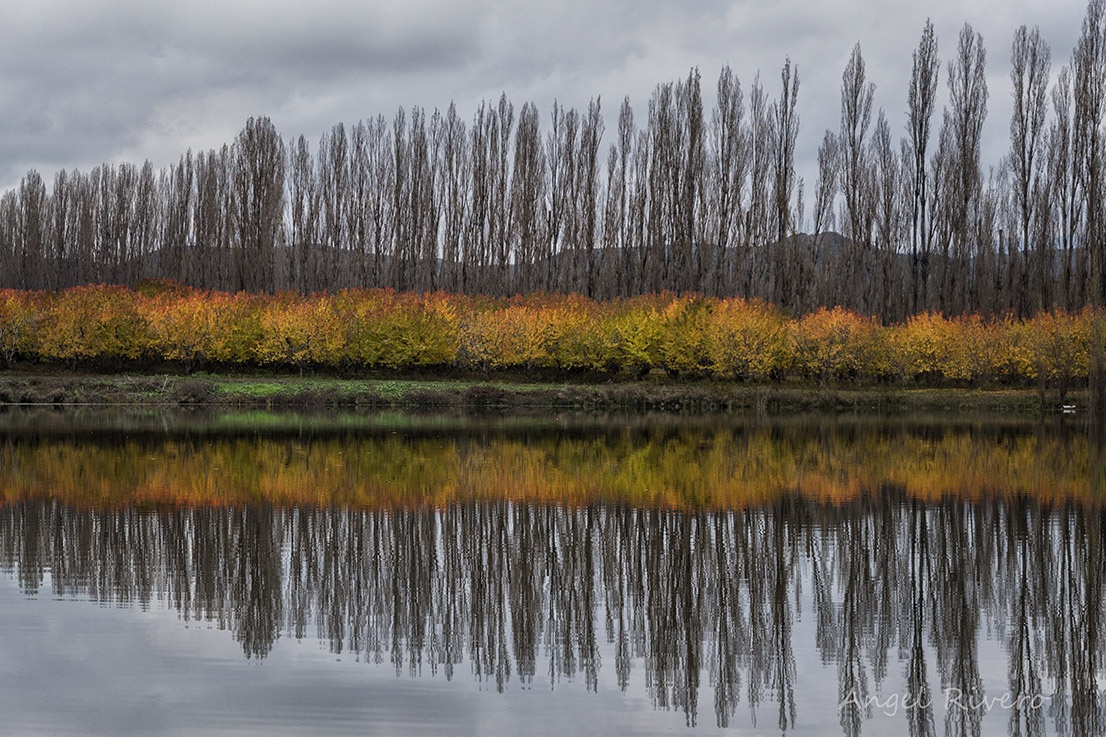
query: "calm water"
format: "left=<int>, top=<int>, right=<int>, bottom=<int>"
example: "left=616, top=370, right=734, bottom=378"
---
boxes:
left=0, top=409, right=1103, bottom=736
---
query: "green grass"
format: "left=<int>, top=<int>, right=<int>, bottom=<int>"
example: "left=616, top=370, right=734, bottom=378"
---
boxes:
left=0, top=368, right=1083, bottom=416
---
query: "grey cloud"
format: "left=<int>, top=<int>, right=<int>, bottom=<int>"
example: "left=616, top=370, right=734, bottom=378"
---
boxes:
left=0, top=0, right=482, bottom=187
left=0, top=0, right=1094, bottom=197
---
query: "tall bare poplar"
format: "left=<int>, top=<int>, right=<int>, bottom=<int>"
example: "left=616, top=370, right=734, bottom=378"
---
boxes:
left=577, top=97, right=604, bottom=297
left=407, top=107, right=440, bottom=293
left=346, top=121, right=371, bottom=288
left=645, top=82, right=677, bottom=292
left=491, top=94, right=516, bottom=295
left=870, top=111, right=905, bottom=318
left=1009, top=24, right=1051, bottom=314
left=132, top=161, right=158, bottom=282
left=364, top=115, right=394, bottom=289
left=838, top=43, right=876, bottom=311
left=610, top=97, right=636, bottom=296
left=1049, top=66, right=1081, bottom=308
left=708, top=66, right=747, bottom=297
left=908, top=20, right=940, bottom=312
left=745, top=74, right=772, bottom=298
left=812, top=130, right=840, bottom=308
left=287, top=135, right=318, bottom=292
left=946, top=23, right=988, bottom=314
left=438, top=103, right=469, bottom=292
left=771, top=58, right=800, bottom=306
left=510, top=102, right=546, bottom=294
left=161, top=152, right=194, bottom=286
left=318, top=122, right=349, bottom=291
left=1075, top=0, right=1106, bottom=306
left=0, top=191, right=16, bottom=288
left=840, top=43, right=875, bottom=249
left=232, top=117, right=285, bottom=292
left=48, top=170, right=72, bottom=290
left=17, top=171, right=46, bottom=290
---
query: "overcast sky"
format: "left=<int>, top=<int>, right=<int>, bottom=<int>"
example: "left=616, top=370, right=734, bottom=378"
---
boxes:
left=0, top=0, right=1089, bottom=212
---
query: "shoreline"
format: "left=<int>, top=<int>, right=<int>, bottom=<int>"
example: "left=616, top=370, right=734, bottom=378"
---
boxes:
left=0, top=369, right=1077, bottom=415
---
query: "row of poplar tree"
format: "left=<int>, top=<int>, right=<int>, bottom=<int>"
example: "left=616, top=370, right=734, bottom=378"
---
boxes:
left=5, top=2, right=1106, bottom=321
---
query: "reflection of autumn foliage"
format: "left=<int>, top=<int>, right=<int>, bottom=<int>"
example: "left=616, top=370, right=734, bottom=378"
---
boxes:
left=0, top=426, right=1096, bottom=511
left=0, top=283, right=1103, bottom=384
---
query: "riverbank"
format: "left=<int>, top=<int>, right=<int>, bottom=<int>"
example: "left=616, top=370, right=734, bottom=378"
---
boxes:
left=0, top=370, right=1076, bottom=415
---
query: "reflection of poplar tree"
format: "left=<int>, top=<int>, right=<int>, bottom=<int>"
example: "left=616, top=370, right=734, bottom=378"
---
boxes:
left=905, top=499, right=935, bottom=737
left=933, top=500, right=985, bottom=737
left=230, top=505, right=283, bottom=658
left=1005, top=498, right=1045, bottom=737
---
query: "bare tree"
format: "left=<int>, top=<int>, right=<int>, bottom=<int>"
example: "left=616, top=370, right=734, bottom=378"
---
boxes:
left=907, top=20, right=940, bottom=313
left=286, top=135, right=318, bottom=292
left=744, top=74, right=772, bottom=298
left=486, top=94, right=516, bottom=295
left=840, top=43, right=876, bottom=249
left=608, top=97, right=635, bottom=297
left=438, top=103, right=469, bottom=292
left=317, top=122, right=349, bottom=291
left=838, top=43, right=876, bottom=311
left=1048, top=66, right=1082, bottom=309
left=132, top=161, right=158, bottom=282
left=346, top=121, right=371, bottom=288
left=577, top=97, right=604, bottom=297
left=870, top=111, right=905, bottom=319
left=812, top=130, right=840, bottom=308
left=771, top=59, right=800, bottom=308
left=232, top=117, right=285, bottom=292
left=17, top=171, right=47, bottom=290
left=510, top=102, right=546, bottom=294
left=645, top=82, right=675, bottom=292
left=160, top=152, right=194, bottom=286
left=1009, top=24, right=1051, bottom=314
left=945, top=23, right=988, bottom=314
left=364, top=115, right=394, bottom=290
left=708, top=66, right=747, bottom=297
left=1075, top=0, right=1106, bottom=306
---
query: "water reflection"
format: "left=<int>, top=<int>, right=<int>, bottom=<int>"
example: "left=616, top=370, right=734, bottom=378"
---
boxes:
left=0, top=415, right=1100, bottom=509
left=2, top=494, right=1106, bottom=734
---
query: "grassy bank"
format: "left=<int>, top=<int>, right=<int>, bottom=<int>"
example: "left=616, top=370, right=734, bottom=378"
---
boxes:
left=0, top=369, right=1070, bottom=415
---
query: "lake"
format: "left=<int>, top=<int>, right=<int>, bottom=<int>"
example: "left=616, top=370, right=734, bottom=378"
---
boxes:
left=0, top=408, right=1102, bottom=736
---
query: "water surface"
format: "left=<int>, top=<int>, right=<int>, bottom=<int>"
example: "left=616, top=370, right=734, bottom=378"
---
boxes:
left=0, top=410, right=1101, bottom=736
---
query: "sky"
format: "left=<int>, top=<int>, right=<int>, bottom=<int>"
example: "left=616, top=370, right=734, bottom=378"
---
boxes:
left=0, top=0, right=1090, bottom=217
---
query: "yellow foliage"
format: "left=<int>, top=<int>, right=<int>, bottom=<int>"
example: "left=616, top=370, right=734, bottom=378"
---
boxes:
left=2, top=283, right=1103, bottom=387
left=36, top=285, right=145, bottom=364
left=792, top=307, right=881, bottom=382
left=658, top=296, right=714, bottom=377
left=1006, top=309, right=1092, bottom=384
left=0, top=290, right=39, bottom=366
left=706, top=298, right=793, bottom=380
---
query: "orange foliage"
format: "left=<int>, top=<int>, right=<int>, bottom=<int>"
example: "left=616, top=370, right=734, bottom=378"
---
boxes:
left=0, top=289, right=40, bottom=366
left=0, top=284, right=1101, bottom=387
left=794, top=307, right=888, bottom=382
left=707, top=298, right=793, bottom=380
left=36, top=285, right=145, bottom=365
left=0, top=426, right=1097, bottom=512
